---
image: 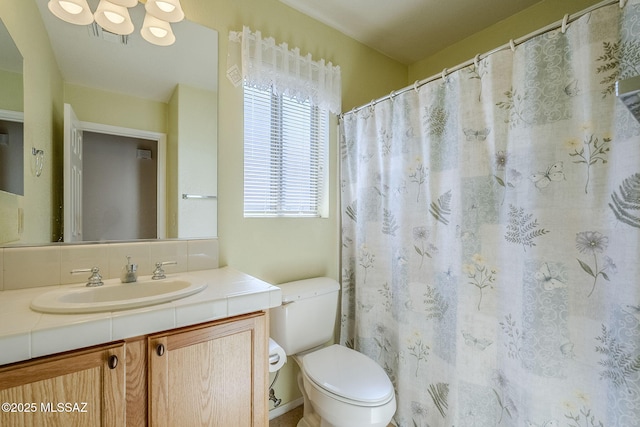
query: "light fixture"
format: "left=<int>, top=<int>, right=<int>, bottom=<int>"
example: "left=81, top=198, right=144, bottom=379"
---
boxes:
left=145, top=0, right=184, bottom=23
left=141, top=12, right=176, bottom=46
left=94, top=0, right=134, bottom=35
left=48, top=0, right=184, bottom=46
left=109, top=0, right=138, bottom=6
left=48, top=0, right=94, bottom=25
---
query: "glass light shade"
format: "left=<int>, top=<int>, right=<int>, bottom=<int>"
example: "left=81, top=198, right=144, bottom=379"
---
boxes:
left=94, top=0, right=134, bottom=35
left=48, top=0, right=94, bottom=25
left=141, top=13, right=175, bottom=46
left=109, top=0, right=138, bottom=7
left=145, top=0, right=184, bottom=23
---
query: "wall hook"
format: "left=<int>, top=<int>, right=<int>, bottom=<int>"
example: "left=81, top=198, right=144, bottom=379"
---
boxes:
left=31, top=147, right=45, bottom=178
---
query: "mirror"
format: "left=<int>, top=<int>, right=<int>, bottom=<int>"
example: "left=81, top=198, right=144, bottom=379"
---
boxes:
left=0, top=0, right=218, bottom=246
left=0, top=17, right=24, bottom=197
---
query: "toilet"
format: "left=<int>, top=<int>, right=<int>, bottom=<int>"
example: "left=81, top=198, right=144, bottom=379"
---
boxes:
left=270, top=278, right=396, bottom=427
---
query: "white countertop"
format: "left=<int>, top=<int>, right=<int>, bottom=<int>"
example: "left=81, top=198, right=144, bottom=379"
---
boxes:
left=0, top=267, right=282, bottom=366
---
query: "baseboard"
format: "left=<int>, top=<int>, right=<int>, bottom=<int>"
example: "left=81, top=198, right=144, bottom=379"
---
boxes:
left=268, top=397, right=304, bottom=420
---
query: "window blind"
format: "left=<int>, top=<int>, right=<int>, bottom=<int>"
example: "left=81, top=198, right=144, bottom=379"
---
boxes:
left=244, top=85, right=328, bottom=217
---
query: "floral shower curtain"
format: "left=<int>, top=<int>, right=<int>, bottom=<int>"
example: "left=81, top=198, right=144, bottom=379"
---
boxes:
left=339, top=2, right=640, bottom=426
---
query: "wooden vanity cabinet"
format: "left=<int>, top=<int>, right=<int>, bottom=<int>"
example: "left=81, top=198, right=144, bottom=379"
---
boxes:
left=0, top=311, right=268, bottom=427
left=0, top=342, right=126, bottom=427
left=147, top=312, right=268, bottom=427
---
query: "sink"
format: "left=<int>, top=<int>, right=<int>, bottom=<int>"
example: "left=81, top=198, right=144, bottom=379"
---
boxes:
left=30, top=278, right=207, bottom=314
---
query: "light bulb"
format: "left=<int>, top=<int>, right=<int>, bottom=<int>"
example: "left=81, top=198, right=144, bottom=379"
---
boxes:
left=145, top=0, right=184, bottom=23
left=141, top=12, right=175, bottom=46
left=104, top=10, right=126, bottom=24
left=94, top=0, right=134, bottom=35
left=155, top=1, right=175, bottom=13
left=48, top=0, right=94, bottom=25
left=150, top=26, right=168, bottom=38
left=59, top=1, right=83, bottom=14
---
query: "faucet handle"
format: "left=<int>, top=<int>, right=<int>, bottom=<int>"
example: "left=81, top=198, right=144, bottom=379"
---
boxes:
left=71, top=266, right=104, bottom=287
left=152, top=261, right=177, bottom=280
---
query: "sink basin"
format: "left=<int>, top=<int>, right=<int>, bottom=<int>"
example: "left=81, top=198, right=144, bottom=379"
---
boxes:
left=30, top=278, right=207, bottom=314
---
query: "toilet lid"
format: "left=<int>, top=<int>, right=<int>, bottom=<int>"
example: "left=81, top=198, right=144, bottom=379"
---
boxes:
left=302, top=345, right=394, bottom=404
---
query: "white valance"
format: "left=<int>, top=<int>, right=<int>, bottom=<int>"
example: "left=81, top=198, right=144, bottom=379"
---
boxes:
left=228, top=26, right=342, bottom=114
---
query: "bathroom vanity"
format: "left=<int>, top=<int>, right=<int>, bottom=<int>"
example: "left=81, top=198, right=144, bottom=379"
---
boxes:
left=0, top=265, right=281, bottom=426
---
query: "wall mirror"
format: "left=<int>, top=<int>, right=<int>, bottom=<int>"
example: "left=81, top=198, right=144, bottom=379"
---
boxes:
left=0, top=17, right=24, bottom=197
left=0, top=0, right=218, bottom=246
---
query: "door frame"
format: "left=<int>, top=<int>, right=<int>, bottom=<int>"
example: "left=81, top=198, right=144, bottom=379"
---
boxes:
left=76, top=120, right=167, bottom=240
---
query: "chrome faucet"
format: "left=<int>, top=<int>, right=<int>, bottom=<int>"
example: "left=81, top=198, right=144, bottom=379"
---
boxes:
left=121, top=256, right=138, bottom=283
left=152, top=261, right=177, bottom=280
left=71, top=267, right=104, bottom=287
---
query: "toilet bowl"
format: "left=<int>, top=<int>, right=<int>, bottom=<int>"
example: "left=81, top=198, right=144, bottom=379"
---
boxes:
left=269, top=278, right=396, bottom=427
left=294, top=344, right=396, bottom=427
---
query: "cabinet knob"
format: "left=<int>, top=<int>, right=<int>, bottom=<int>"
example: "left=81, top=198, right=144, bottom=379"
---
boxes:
left=156, top=343, right=165, bottom=356
left=108, top=355, right=118, bottom=369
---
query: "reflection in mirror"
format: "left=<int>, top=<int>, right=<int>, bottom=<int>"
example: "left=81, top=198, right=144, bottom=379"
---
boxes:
left=0, top=17, right=24, bottom=197
left=0, top=1, right=218, bottom=245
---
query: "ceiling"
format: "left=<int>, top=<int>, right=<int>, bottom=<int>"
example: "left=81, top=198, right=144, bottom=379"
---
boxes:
left=34, top=0, right=218, bottom=102
left=279, top=0, right=543, bottom=65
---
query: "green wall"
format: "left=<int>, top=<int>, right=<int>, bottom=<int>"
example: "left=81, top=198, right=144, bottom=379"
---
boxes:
left=63, top=83, right=168, bottom=133
left=0, top=69, right=23, bottom=112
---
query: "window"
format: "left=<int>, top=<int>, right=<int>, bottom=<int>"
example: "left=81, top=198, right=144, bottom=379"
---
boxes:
left=243, top=84, right=329, bottom=217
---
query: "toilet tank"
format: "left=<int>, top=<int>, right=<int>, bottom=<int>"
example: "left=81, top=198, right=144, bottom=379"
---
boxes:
left=270, top=277, right=340, bottom=355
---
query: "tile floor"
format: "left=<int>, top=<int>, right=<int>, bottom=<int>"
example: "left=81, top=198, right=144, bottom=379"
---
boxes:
left=269, top=405, right=394, bottom=427
left=270, top=405, right=303, bottom=427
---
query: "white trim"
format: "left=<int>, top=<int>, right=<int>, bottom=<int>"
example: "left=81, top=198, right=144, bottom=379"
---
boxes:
left=78, top=121, right=167, bottom=239
left=0, top=109, right=24, bottom=123
left=268, top=396, right=304, bottom=420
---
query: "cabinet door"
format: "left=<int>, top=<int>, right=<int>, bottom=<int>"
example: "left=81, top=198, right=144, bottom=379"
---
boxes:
left=148, top=312, right=267, bottom=427
left=0, top=343, right=125, bottom=427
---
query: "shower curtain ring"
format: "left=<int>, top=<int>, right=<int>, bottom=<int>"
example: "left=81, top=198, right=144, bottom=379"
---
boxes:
left=413, top=80, right=420, bottom=93
left=509, top=39, right=516, bottom=52
left=441, top=68, right=448, bottom=82
left=369, top=100, right=375, bottom=112
left=561, top=14, right=569, bottom=34
left=474, top=53, right=480, bottom=69
left=620, top=0, right=627, bottom=8
left=389, top=90, right=395, bottom=102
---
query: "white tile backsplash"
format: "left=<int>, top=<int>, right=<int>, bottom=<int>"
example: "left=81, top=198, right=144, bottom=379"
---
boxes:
left=107, top=242, right=152, bottom=278
left=4, top=246, right=61, bottom=290
left=1, top=239, right=218, bottom=291
left=60, top=244, right=109, bottom=285
left=187, top=239, right=219, bottom=271
left=149, top=240, right=188, bottom=275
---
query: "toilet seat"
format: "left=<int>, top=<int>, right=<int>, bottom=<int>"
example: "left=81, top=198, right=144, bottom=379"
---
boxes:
left=301, top=345, right=394, bottom=406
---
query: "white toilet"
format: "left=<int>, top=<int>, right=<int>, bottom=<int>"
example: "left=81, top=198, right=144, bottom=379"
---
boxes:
left=270, top=278, right=396, bottom=427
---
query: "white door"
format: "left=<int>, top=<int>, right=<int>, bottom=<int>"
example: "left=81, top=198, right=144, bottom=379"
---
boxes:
left=63, top=103, right=83, bottom=242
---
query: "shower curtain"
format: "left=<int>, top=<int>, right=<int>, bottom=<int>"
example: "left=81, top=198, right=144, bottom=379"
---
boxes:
left=340, top=2, right=640, bottom=426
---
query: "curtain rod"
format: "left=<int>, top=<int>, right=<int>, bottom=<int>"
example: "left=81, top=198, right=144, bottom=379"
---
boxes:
left=341, top=0, right=624, bottom=118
